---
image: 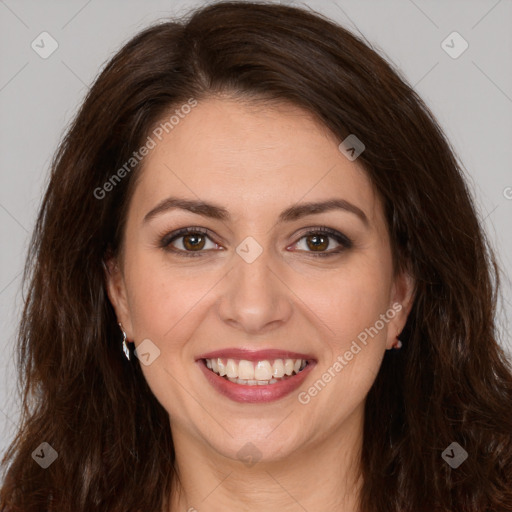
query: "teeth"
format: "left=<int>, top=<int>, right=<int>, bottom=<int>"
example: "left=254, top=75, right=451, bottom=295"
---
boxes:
left=205, top=357, right=308, bottom=383
left=238, top=360, right=255, bottom=380
left=226, top=359, right=238, bottom=378
left=254, top=361, right=273, bottom=380
left=272, top=359, right=285, bottom=378
left=227, top=377, right=280, bottom=385
left=217, top=359, right=227, bottom=377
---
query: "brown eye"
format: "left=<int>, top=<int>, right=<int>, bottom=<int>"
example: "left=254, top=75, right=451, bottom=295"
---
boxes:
left=290, top=227, right=353, bottom=257
left=160, top=227, right=220, bottom=257
left=182, top=233, right=206, bottom=251
left=305, top=234, right=330, bottom=252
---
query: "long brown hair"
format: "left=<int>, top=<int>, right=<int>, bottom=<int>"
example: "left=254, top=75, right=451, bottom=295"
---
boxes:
left=1, top=2, right=511, bottom=511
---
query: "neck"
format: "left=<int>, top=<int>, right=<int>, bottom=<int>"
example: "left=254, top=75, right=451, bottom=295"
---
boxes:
left=167, top=407, right=364, bottom=512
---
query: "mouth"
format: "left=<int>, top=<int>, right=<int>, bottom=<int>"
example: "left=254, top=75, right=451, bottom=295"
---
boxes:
left=195, top=349, right=316, bottom=403
left=201, top=357, right=310, bottom=385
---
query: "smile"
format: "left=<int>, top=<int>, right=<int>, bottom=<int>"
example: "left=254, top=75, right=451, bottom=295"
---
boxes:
left=204, top=357, right=308, bottom=385
left=196, top=350, right=316, bottom=403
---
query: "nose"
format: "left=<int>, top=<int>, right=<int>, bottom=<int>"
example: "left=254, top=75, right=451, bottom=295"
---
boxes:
left=217, top=246, right=293, bottom=336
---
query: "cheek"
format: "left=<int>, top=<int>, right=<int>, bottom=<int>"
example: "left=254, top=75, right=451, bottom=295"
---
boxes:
left=303, top=270, right=392, bottom=414
left=122, top=259, right=213, bottom=413
left=305, top=256, right=393, bottom=404
left=123, top=250, right=222, bottom=354
left=314, top=257, right=392, bottom=346
left=128, top=273, right=194, bottom=342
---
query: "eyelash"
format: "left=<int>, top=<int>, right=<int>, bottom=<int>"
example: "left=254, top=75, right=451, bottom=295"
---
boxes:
left=159, top=226, right=353, bottom=258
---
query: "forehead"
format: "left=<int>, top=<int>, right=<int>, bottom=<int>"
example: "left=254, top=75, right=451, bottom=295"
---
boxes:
left=128, top=97, right=382, bottom=227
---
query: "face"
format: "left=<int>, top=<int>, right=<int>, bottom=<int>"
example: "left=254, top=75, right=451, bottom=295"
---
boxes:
left=106, top=97, right=414, bottom=466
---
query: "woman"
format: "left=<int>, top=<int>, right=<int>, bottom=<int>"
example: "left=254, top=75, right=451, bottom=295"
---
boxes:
left=1, top=2, right=511, bottom=511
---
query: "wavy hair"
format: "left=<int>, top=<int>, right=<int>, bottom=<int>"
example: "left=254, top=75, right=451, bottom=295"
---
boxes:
left=1, top=2, right=511, bottom=511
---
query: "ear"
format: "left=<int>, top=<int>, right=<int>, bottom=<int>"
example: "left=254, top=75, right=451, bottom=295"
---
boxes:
left=385, top=269, right=415, bottom=350
left=103, top=255, right=134, bottom=340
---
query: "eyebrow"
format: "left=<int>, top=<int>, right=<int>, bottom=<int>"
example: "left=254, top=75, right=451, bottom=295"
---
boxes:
left=143, top=196, right=369, bottom=227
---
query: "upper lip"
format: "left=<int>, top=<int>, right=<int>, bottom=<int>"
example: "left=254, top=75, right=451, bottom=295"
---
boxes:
left=196, top=348, right=316, bottom=362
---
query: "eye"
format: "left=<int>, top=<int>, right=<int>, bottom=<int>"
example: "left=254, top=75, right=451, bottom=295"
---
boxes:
left=160, top=227, right=221, bottom=257
left=159, top=226, right=352, bottom=258
left=289, top=227, right=353, bottom=257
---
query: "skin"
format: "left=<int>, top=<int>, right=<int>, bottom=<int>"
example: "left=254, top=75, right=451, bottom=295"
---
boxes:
left=105, top=96, right=415, bottom=512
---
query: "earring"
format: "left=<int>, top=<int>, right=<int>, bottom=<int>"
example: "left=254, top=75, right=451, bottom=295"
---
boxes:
left=391, top=337, right=402, bottom=350
left=119, top=323, right=130, bottom=360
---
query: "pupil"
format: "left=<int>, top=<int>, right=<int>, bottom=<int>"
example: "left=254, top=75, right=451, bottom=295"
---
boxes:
left=184, top=234, right=205, bottom=251
left=308, top=235, right=328, bottom=251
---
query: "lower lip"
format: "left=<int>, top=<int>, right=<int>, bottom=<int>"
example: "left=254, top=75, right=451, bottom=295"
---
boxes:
left=197, top=359, right=316, bottom=403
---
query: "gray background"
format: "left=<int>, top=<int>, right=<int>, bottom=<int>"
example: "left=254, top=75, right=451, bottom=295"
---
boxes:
left=1, top=0, right=511, bottom=461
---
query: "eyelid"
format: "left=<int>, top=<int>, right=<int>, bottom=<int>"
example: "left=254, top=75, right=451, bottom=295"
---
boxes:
left=158, top=226, right=219, bottom=256
left=159, top=225, right=353, bottom=257
left=288, top=226, right=353, bottom=256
